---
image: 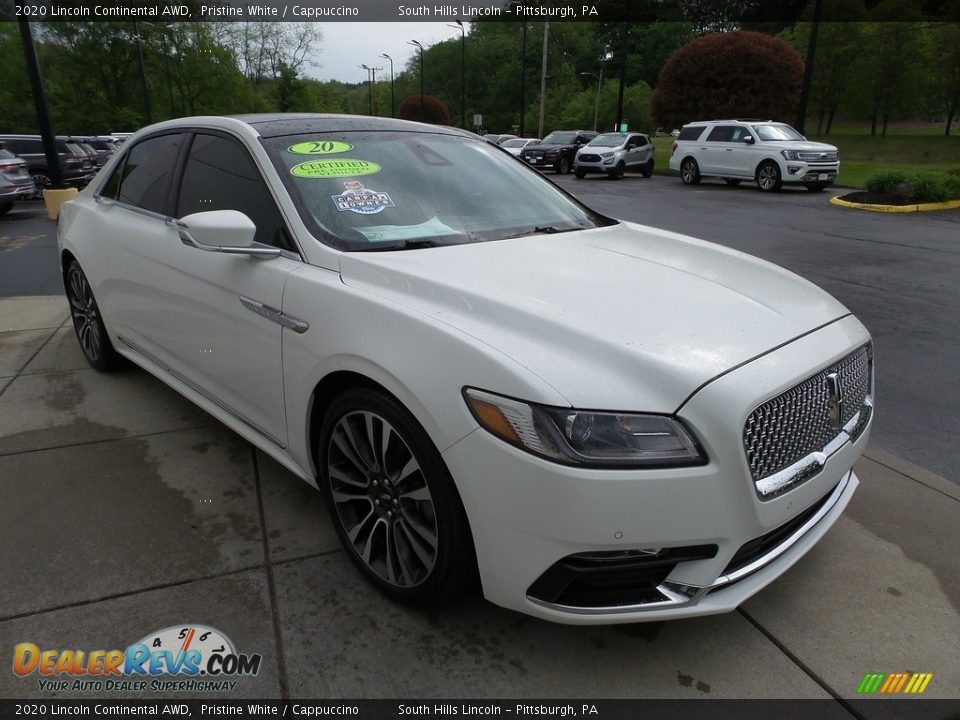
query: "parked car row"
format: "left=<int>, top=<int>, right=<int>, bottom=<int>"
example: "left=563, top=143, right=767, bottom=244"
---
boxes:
left=508, top=118, right=841, bottom=192
left=0, top=134, right=126, bottom=213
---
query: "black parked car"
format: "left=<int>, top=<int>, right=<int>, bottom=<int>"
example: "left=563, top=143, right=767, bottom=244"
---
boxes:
left=0, top=135, right=96, bottom=196
left=520, top=130, right=597, bottom=174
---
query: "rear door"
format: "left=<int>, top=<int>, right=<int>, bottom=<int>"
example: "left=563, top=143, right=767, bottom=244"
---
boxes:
left=701, top=125, right=735, bottom=174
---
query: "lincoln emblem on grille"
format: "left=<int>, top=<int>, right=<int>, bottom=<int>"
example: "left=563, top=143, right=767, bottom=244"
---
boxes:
left=826, top=372, right=843, bottom=429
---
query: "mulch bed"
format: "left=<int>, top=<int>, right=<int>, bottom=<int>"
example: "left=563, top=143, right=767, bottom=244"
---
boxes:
left=837, top=191, right=915, bottom=206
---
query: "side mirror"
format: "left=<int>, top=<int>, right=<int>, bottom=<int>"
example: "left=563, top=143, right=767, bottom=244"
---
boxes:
left=173, top=210, right=279, bottom=258
left=743, top=135, right=755, bottom=144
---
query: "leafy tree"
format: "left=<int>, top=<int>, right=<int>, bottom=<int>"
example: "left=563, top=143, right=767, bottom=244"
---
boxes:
left=651, top=31, right=804, bottom=128
left=927, top=21, right=960, bottom=134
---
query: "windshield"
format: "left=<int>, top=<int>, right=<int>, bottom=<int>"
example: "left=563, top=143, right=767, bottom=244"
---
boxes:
left=265, top=131, right=612, bottom=251
left=752, top=123, right=805, bottom=142
left=542, top=132, right=577, bottom=145
left=501, top=138, right=527, bottom=148
left=589, top=133, right=627, bottom=148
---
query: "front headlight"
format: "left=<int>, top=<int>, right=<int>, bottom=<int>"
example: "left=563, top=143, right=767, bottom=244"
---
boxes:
left=463, top=388, right=706, bottom=469
left=780, top=149, right=800, bottom=161
left=600, top=152, right=614, bottom=158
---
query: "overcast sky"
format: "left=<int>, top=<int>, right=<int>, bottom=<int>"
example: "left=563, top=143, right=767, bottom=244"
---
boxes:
left=305, top=23, right=471, bottom=84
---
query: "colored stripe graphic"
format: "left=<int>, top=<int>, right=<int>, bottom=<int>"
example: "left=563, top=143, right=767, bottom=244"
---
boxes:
left=857, top=672, right=933, bottom=694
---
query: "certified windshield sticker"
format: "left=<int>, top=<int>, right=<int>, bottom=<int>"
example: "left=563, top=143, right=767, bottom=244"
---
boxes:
left=291, top=159, right=381, bottom=178
left=332, top=181, right=395, bottom=214
left=287, top=140, right=354, bottom=155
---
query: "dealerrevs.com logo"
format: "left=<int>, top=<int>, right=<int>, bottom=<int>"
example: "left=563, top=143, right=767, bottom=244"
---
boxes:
left=13, top=624, right=262, bottom=693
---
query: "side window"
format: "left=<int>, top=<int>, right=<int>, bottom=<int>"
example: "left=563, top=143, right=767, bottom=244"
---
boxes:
left=730, top=126, right=752, bottom=143
left=706, top=126, right=734, bottom=142
left=677, top=126, right=705, bottom=141
left=177, top=133, right=289, bottom=249
left=117, top=134, right=183, bottom=214
left=101, top=155, right=126, bottom=199
left=634, top=136, right=648, bottom=147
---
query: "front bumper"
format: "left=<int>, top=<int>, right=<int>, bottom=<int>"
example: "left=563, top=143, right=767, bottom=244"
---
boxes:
left=523, top=154, right=560, bottom=170
left=443, top=315, right=871, bottom=624
left=575, top=159, right=616, bottom=174
left=783, top=162, right=839, bottom=184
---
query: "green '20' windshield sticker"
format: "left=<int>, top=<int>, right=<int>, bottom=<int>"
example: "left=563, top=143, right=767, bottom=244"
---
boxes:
left=290, top=159, right=381, bottom=178
left=287, top=140, right=354, bottom=155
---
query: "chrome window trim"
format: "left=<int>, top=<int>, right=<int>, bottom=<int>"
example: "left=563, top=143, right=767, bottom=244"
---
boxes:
left=117, top=334, right=285, bottom=449
left=526, top=472, right=851, bottom=616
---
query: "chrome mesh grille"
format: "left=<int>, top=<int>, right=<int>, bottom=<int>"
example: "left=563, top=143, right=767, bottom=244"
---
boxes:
left=744, top=345, right=872, bottom=482
left=797, top=150, right=838, bottom=162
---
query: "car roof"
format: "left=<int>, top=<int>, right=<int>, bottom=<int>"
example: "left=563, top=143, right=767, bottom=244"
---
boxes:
left=686, top=119, right=773, bottom=125
left=229, top=113, right=476, bottom=139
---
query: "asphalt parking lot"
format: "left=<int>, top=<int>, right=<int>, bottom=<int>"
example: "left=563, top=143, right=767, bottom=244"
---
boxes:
left=1, top=183, right=959, bottom=709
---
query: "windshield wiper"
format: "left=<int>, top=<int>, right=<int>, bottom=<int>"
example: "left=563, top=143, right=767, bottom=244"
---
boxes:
left=502, top=225, right=580, bottom=240
left=353, top=239, right=445, bottom=252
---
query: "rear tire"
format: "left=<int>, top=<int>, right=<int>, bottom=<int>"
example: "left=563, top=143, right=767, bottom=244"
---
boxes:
left=65, top=261, right=123, bottom=371
left=680, top=157, right=701, bottom=185
left=319, top=387, right=479, bottom=607
left=641, top=159, right=654, bottom=178
left=31, top=172, right=52, bottom=199
left=0, top=202, right=13, bottom=215
left=756, top=161, right=782, bottom=192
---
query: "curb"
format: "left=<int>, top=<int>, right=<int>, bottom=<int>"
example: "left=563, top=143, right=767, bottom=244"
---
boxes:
left=862, top=448, right=960, bottom=502
left=829, top=195, right=960, bottom=213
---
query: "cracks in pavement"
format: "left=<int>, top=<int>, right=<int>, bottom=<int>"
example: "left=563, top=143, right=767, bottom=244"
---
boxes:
left=254, top=446, right=291, bottom=701
left=0, top=324, right=62, bottom=403
left=737, top=608, right=866, bottom=719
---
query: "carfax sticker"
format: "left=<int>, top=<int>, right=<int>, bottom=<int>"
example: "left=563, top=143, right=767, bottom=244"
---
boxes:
left=331, top=181, right=395, bottom=214
left=287, top=140, right=354, bottom=155
left=291, top=159, right=381, bottom=178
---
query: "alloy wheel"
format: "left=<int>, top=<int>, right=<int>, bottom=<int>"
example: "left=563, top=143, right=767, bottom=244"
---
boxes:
left=67, top=267, right=102, bottom=363
left=681, top=160, right=698, bottom=184
left=327, top=410, right=438, bottom=588
left=757, top=164, right=780, bottom=191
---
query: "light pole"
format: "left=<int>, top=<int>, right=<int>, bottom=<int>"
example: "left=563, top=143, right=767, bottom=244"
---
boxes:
left=18, top=20, right=62, bottom=191
left=360, top=64, right=373, bottom=115
left=132, top=21, right=153, bottom=125
left=579, top=71, right=604, bottom=132
left=379, top=53, right=395, bottom=118
left=447, top=21, right=466, bottom=128
left=408, top=40, right=424, bottom=118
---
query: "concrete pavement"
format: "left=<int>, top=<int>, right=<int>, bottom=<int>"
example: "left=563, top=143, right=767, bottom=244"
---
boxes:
left=0, top=295, right=958, bottom=711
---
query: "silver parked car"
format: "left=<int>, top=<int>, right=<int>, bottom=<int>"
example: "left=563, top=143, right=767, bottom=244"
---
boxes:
left=0, top=144, right=36, bottom=215
left=574, top=132, right=654, bottom=180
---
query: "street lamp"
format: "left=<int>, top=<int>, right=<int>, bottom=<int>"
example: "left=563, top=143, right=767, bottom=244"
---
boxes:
left=408, top=40, right=424, bottom=117
left=379, top=53, right=395, bottom=118
left=447, top=21, right=466, bottom=129
left=360, top=64, right=375, bottom=115
left=132, top=21, right=153, bottom=125
left=579, top=71, right=603, bottom=132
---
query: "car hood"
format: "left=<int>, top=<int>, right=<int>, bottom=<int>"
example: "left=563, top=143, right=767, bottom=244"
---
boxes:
left=338, top=223, right=849, bottom=412
left=760, top=140, right=838, bottom=152
left=524, top=143, right=572, bottom=151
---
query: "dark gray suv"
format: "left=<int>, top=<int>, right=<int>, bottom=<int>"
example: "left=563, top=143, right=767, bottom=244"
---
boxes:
left=0, top=135, right=96, bottom=196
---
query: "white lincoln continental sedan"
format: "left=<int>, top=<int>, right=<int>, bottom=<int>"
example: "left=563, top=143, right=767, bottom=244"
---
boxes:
left=57, top=114, right=873, bottom=624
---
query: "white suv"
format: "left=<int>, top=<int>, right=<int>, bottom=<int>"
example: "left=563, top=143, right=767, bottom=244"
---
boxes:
left=669, top=120, right=840, bottom=192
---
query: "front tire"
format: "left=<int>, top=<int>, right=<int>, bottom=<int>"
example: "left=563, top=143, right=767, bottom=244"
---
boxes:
left=756, top=161, right=783, bottom=192
left=556, top=156, right=571, bottom=174
left=31, top=172, right=52, bottom=199
left=680, top=157, right=701, bottom=185
left=574, top=168, right=586, bottom=179
left=608, top=161, right=625, bottom=180
left=65, top=261, right=122, bottom=371
left=319, top=387, right=478, bottom=606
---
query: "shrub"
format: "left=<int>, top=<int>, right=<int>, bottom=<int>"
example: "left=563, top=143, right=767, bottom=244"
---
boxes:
left=909, top=173, right=951, bottom=203
left=866, top=170, right=908, bottom=194
left=652, top=31, right=804, bottom=129
left=398, top=95, right=450, bottom=125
